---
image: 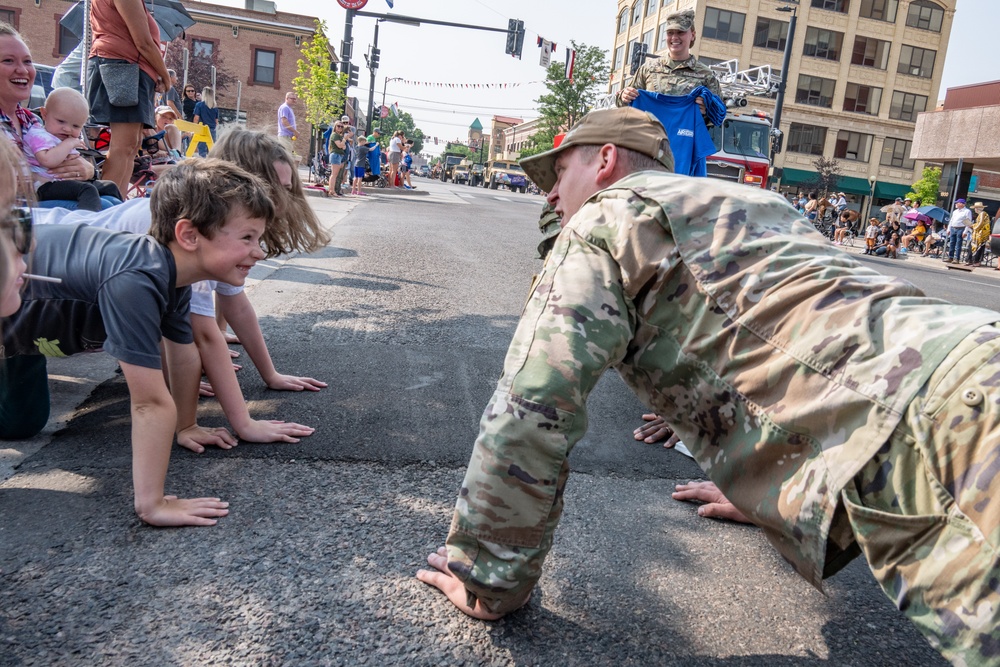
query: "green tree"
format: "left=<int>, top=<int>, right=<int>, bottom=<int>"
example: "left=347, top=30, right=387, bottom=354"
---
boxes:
left=293, top=21, right=346, bottom=131
left=519, top=41, right=608, bottom=159
left=907, top=166, right=942, bottom=207
left=377, top=109, right=425, bottom=153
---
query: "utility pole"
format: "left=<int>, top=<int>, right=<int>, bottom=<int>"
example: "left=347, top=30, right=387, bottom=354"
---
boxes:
left=364, top=21, right=380, bottom=137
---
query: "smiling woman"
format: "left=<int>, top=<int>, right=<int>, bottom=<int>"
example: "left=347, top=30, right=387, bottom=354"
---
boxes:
left=0, top=23, right=95, bottom=184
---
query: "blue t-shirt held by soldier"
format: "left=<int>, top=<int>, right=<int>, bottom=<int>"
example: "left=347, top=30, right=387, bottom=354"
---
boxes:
left=415, top=105, right=1000, bottom=667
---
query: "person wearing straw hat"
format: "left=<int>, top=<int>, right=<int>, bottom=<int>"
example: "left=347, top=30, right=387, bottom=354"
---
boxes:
left=966, top=201, right=991, bottom=266
left=417, top=106, right=1000, bottom=667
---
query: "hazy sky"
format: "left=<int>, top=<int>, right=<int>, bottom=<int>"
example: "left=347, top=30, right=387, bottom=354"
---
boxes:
left=213, top=0, right=993, bottom=156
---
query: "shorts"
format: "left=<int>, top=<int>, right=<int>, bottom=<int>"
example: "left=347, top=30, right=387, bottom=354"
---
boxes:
left=86, top=57, right=156, bottom=128
left=354, top=166, right=365, bottom=179
left=389, top=152, right=401, bottom=165
left=400, top=164, right=409, bottom=173
left=329, top=153, right=345, bottom=165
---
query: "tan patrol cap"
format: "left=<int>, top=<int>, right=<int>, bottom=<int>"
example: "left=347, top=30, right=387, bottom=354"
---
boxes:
left=520, top=107, right=673, bottom=192
left=665, top=9, right=695, bottom=32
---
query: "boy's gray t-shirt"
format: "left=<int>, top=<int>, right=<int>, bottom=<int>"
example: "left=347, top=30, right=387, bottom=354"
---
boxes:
left=1, top=223, right=192, bottom=368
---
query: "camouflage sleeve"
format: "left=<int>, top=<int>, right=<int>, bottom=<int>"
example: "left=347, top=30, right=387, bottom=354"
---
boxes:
left=445, top=216, right=635, bottom=615
left=616, top=65, right=648, bottom=107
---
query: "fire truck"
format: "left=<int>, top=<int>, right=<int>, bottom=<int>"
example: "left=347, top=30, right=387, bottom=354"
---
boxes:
left=596, top=59, right=779, bottom=189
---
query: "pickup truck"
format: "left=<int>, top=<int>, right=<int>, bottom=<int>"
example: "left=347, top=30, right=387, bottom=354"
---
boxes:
left=439, top=152, right=465, bottom=182
left=484, top=160, right=528, bottom=193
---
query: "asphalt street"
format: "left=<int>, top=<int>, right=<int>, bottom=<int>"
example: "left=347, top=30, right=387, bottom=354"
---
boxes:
left=0, top=178, right=971, bottom=666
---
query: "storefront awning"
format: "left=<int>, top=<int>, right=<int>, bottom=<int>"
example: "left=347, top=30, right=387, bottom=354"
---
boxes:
left=779, top=168, right=910, bottom=198
left=874, top=181, right=911, bottom=199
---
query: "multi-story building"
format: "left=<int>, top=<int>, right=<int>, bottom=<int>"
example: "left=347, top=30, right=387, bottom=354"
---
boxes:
left=487, top=115, right=523, bottom=162
left=6, top=0, right=326, bottom=156
left=500, top=117, right=545, bottom=162
left=609, top=0, right=956, bottom=207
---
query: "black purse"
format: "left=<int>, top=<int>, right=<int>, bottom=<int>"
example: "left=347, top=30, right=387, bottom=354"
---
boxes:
left=99, top=62, right=140, bottom=107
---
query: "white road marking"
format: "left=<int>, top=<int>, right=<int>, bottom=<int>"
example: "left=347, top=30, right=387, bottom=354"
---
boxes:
left=493, top=196, right=511, bottom=202
left=949, top=277, right=999, bottom=287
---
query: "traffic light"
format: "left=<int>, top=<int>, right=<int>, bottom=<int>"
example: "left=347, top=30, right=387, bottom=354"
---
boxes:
left=630, top=42, right=648, bottom=75
left=505, top=19, right=516, bottom=55
left=341, top=40, right=352, bottom=61
left=348, top=63, right=360, bottom=88
left=369, top=47, right=380, bottom=70
left=505, top=19, right=524, bottom=59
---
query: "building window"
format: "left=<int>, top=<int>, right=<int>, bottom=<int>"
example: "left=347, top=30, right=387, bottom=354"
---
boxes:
left=859, top=0, right=897, bottom=22
left=0, top=8, right=15, bottom=27
left=657, top=22, right=668, bottom=50
left=889, top=91, right=928, bottom=121
left=881, top=137, right=915, bottom=169
left=613, top=45, right=624, bottom=70
left=57, top=24, right=80, bottom=56
left=645, top=0, right=656, bottom=17
left=788, top=123, right=827, bottom=155
left=703, top=7, right=746, bottom=44
left=803, top=27, right=843, bottom=60
left=753, top=18, right=788, bottom=51
left=795, top=74, right=836, bottom=107
left=897, top=45, right=936, bottom=78
left=811, top=0, right=849, bottom=12
left=642, top=29, right=654, bottom=50
left=627, top=38, right=637, bottom=64
left=632, top=2, right=642, bottom=25
left=843, top=83, right=882, bottom=115
left=618, top=9, right=628, bottom=33
left=852, top=36, right=890, bottom=69
left=253, top=48, right=276, bottom=85
left=906, top=0, right=944, bottom=32
left=192, top=39, right=214, bottom=60
left=834, top=130, right=873, bottom=162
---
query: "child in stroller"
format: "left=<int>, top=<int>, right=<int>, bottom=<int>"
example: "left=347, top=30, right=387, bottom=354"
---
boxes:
left=359, top=134, right=387, bottom=189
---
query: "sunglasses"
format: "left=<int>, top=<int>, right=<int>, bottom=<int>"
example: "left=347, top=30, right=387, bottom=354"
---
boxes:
left=2, top=206, right=32, bottom=255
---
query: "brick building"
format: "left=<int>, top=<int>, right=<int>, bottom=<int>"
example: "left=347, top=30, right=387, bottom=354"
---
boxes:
left=4, top=0, right=328, bottom=156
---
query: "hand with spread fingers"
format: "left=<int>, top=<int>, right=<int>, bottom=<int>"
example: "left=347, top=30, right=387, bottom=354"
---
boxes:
left=672, top=481, right=753, bottom=524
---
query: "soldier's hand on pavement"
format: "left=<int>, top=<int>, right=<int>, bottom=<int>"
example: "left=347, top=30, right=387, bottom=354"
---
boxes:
left=672, top=481, right=753, bottom=524
left=235, top=419, right=315, bottom=444
left=177, top=424, right=238, bottom=453
left=634, top=413, right=681, bottom=448
left=264, top=373, right=328, bottom=392
left=621, top=86, right=639, bottom=104
left=137, top=494, right=229, bottom=527
left=416, top=547, right=510, bottom=621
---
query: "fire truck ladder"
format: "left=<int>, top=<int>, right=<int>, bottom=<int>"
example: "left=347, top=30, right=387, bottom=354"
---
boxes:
left=595, top=59, right=780, bottom=111
left=709, top=59, right=781, bottom=109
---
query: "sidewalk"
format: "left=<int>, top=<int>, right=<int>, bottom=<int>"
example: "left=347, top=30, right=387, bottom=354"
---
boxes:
left=834, top=235, right=999, bottom=274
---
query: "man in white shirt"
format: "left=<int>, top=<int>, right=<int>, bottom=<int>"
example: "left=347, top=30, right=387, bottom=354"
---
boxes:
left=945, top=198, right=973, bottom=263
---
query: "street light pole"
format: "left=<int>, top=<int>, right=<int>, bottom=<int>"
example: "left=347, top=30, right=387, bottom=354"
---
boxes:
left=867, top=175, right=877, bottom=221
left=769, top=1, right=798, bottom=165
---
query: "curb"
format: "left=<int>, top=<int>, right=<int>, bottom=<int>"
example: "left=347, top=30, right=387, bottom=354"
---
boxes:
left=302, top=185, right=429, bottom=199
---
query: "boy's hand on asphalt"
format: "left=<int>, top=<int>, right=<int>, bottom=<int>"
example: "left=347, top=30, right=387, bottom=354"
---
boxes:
left=633, top=413, right=681, bottom=448
left=234, top=419, right=315, bottom=443
left=672, top=481, right=753, bottom=524
left=265, top=373, right=328, bottom=392
left=416, top=547, right=509, bottom=621
left=137, top=495, right=229, bottom=527
left=177, top=424, right=238, bottom=453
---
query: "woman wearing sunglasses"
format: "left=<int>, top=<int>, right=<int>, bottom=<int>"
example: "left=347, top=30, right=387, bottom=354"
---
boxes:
left=0, top=139, right=28, bottom=318
left=182, top=84, right=197, bottom=123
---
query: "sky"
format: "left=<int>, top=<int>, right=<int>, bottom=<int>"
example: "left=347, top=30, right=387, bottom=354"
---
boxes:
left=209, top=0, right=994, bottom=157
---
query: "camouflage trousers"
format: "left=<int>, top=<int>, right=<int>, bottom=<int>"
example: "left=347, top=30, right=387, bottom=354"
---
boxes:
left=843, top=323, right=1000, bottom=667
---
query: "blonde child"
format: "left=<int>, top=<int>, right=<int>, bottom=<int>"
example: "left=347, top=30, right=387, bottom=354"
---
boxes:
left=352, top=135, right=369, bottom=195
left=24, top=88, right=120, bottom=210
left=863, top=218, right=880, bottom=255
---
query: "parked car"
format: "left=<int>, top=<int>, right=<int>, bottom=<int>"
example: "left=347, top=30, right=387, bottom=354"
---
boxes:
left=28, top=64, right=56, bottom=109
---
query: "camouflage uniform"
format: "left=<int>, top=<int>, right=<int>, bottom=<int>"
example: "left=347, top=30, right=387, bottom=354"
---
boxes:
left=536, top=201, right=561, bottom=260
left=617, top=56, right=723, bottom=106
left=446, top=172, right=1000, bottom=666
